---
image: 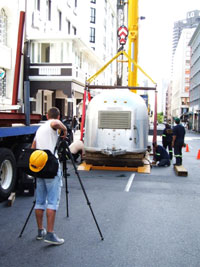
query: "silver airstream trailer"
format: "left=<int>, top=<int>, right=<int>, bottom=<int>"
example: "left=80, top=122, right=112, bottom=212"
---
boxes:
left=84, top=89, right=149, bottom=167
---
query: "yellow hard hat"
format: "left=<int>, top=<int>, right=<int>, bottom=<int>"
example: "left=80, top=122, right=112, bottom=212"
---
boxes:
left=29, top=150, right=48, bottom=172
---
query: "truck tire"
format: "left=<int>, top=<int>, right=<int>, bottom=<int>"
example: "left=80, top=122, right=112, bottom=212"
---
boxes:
left=14, top=143, right=35, bottom=196
left=0, top=148, right=17, bottom=200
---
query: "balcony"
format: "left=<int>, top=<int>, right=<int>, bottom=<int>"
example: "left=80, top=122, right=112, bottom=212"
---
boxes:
left=29, top=63, right=86, bottom=83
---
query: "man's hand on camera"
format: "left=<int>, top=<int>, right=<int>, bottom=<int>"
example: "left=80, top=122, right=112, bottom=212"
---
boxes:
left=60, top=129, right=67, bottom=139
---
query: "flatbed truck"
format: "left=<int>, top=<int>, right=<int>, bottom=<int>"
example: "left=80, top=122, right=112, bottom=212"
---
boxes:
left=0, top=118, right=41, bottom=200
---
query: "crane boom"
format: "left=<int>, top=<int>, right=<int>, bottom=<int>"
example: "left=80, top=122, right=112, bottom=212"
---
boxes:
left=128, top=0, right=138, bottom=90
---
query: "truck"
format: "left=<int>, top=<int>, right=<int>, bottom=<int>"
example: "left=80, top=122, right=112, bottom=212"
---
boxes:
left=0, top=121, right=40, bottom=200
left=0, top=10, right=42, bottom=200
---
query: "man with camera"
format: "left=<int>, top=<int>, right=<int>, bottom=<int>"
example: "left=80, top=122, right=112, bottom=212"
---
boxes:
left=31, top=107, right=67, bottom=245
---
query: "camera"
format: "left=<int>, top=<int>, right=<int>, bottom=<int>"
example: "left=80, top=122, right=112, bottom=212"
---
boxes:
left=56, top=136, right=70, bottom=162
left=62, top=118, right=74, bottom=145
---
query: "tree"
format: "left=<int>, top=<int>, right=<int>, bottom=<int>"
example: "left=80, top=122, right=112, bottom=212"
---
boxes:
left=157, top=112, right=164, bottom=123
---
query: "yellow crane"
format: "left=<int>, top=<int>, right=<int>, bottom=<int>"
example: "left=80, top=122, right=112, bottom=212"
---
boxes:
left=128, top=0, right=138, bottom=90
left=87, top=0, right=155, bottom=87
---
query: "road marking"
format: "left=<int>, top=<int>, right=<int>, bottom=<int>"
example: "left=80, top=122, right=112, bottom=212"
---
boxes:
left=124, top=173, right=135, bottom=192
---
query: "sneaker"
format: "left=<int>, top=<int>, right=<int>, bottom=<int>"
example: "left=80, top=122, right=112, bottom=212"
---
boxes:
left=44, top=232, right=64, bottom=245
left=36, top=228, right=47, bottom=240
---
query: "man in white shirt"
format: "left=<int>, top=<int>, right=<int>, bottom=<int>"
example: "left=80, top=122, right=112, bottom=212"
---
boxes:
left=31, top=107, right=67, bottom=245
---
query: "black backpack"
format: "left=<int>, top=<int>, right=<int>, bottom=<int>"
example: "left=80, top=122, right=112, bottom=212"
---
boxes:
left=17, top=148, right=59, bottom=179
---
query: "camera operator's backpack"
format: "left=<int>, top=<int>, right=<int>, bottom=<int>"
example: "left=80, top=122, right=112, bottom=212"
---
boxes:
left=17, top=148, right=59, bottom=179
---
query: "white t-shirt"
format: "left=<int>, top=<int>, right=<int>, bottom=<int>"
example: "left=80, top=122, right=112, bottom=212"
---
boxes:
left=34, top=120, right=58, bottom=154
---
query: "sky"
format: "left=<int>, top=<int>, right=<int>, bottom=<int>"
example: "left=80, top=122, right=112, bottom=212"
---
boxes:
left=136, top=0, right=200, bottom=111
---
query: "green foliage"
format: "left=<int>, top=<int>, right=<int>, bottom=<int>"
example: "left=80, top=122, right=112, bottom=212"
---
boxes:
left=157, top=112, right=164, bottom=123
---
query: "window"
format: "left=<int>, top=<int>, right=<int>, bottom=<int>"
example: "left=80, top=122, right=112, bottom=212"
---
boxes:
left=41, top=43, right=50, bottom=62
left=185, top=70, right=190, bottom=75
left=90, top=8, right=96, bottom=23
left=31, top=43, right=35, bottom=63
left=60, top=42, right=63, bottom=62
left=36, top=0, right=40, bottom=11
left=72, top=26, right=77, bottom=35
left=38, top=43, right=40, bottom=62
left=90, top=27, right=95, bottom=43
left=67, top=20, right=71, bottom=34
left=58, top=11, right=62, bottom=31
left=0, top=9, right=7, bottom=45
left=186, top=51, right=190, bottom=57
left=47, top=0, right=51, bottom=21
left=0, top=75, right=6, bottom=98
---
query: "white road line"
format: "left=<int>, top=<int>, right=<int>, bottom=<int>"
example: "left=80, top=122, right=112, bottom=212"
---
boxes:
left=124, top=173, right=135, bottom=192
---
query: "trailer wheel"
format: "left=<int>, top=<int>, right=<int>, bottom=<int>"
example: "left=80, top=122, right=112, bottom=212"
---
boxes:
left=0, top=148, right=16, bottom=200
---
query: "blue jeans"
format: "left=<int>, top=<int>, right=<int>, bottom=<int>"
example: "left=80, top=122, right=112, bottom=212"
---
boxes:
left=34, top=168, right=62, bottom=211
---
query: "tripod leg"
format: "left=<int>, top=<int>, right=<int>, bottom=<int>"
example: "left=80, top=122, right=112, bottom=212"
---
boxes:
left=19, top=200, right=35, bottom=238
left=62, top=161, right=69, bottom=217
left=66, top=146, right=104, bottom=240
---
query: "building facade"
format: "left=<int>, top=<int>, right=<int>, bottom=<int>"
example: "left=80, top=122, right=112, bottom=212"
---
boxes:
left=166, top=10, right=200, bottom=122
left=189, top=23, right=200, bottom=132
left=0, top=0, right=117, bottom=118
left=26, top=0, right=117, bottom=118
left=0, top=0, right=26, bottom=111
left=171, top=28, right=195, bottom=120
left=172, top=10, right=200, bottom=74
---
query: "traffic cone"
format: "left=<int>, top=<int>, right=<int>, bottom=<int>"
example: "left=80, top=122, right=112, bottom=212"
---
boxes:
left=197, top=150, right=200, bottom=160
left=185, top=144, right=189, bottom=152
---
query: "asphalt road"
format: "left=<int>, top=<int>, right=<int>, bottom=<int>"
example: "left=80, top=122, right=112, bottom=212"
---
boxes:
left=1, top=130, right=200, bottom=267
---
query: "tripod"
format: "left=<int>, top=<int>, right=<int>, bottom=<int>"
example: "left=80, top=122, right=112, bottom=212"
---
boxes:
left=58, top=138, right=104, bottom=241
left=19, top=177, right=36, bottom=238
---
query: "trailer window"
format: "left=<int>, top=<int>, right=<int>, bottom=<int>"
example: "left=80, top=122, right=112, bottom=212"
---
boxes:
left=98, top=111, right=131, bottom=129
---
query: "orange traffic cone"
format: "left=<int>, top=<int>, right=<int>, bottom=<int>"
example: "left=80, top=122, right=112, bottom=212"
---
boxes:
left=197, top=150, right=200, bottom=160
left=185, top=144, right=189, bottom=152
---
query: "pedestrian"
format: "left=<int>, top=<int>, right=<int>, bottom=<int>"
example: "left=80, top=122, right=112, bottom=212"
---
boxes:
left=79, top=115, right=82, bottom=130
left=152, top=142, right=170, bottom=167
left=172, top=118, right=186, bottom=166
left=67, top=139, right=85, bottom=163
left=162, top=123, right=173, bottom=160
left=31, top=107, right=67, bottom=245
left=72, top=115, right=78, bottom=133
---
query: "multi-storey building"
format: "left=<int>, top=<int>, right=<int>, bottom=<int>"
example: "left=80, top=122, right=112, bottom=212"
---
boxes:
left=172, top=10, right=200, bottom=73
left=166, top=10, right=200, bottom=122
left=165, top=82, right=172, bottom=122
left=26, top=0, right=117, bottom=118
left=0, top=0, right=117, bottom=118
left=171, top=28, right=195, bottom=120
left=188, top=23, right=200, bottom=132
